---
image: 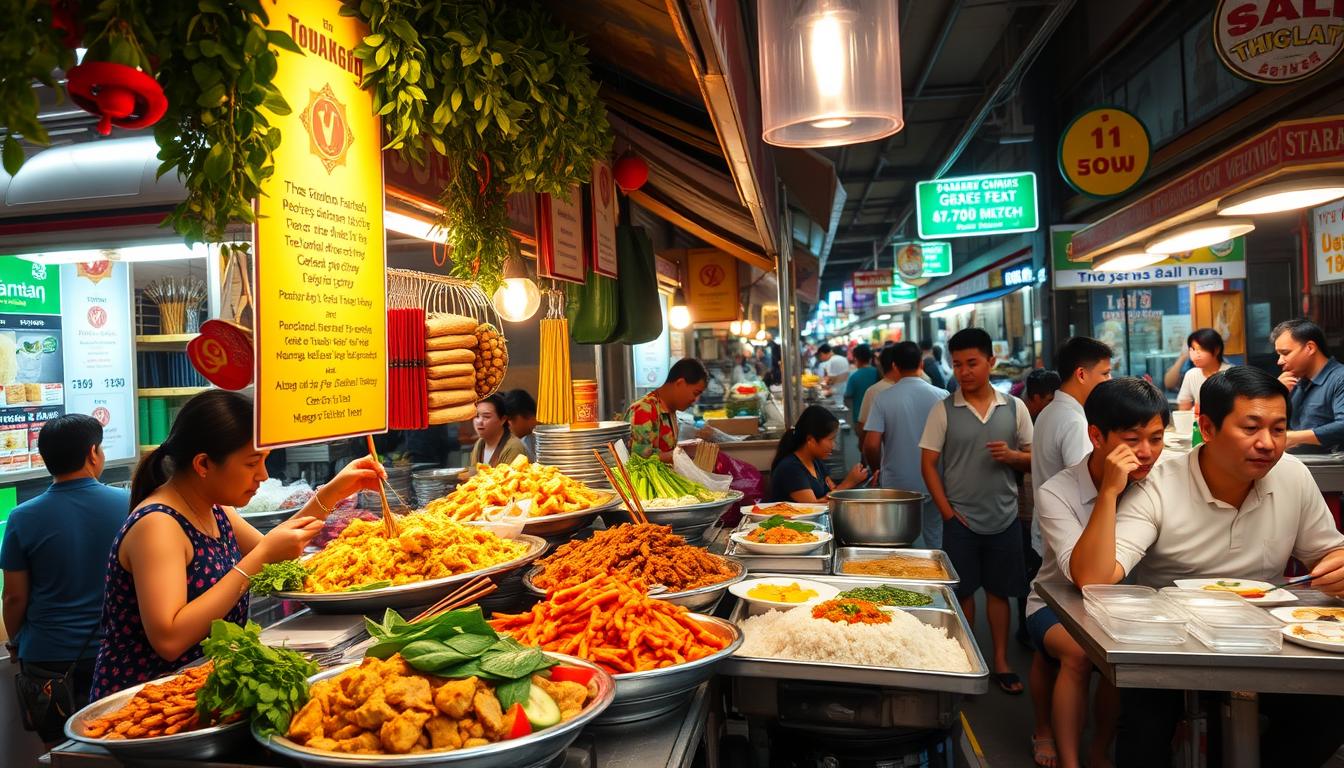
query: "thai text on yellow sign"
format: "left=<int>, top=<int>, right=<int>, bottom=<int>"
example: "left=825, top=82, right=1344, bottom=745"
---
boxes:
left=254, top=0, right=386, bottom=448
left=1058, top=108, right=1151, bottom=198
left=686, top=249, right=739, bottom=323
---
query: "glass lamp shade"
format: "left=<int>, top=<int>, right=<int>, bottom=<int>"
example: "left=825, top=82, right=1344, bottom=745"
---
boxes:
left=730, top=320, right=743, bottom=335
left=492, top=278, right=541, bottom=322
left=758, top=0, right=903, bottom=147
left=669, top=303, right=692, bottom=330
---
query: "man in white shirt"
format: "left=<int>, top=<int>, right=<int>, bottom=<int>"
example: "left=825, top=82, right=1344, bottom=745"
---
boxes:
left=815, top=343, right=850, bottom=405
left=1071, top=367, right=1344, bottom=768
left=1030, top=337, right=1113, bottom=553
left=1027, top=378, right=1168, bottom=768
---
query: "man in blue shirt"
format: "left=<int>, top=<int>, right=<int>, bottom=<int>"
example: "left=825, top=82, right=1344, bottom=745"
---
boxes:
left=844, top=344, right=879, bottom=439
left=862, top=342, right=950, bottom=547
left=1272, top=318, right=1344, bottom=453
left=1, top=414, right=128, bottom=742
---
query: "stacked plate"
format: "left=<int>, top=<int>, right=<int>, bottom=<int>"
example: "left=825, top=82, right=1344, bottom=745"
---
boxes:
left=535, top=421, right=632, bottom=489
left=412, top=467, right=462, bottom=506
left=384, top=464, right=413, bottom=504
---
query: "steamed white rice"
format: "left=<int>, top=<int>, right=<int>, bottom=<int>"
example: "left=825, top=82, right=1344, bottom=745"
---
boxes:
left=737, top=605, right=972, bottom=672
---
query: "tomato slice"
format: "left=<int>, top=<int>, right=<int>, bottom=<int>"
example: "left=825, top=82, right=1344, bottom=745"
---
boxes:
left=507, top=703, right=531, bottom=739
left=548, top=665, right=596, bottom=686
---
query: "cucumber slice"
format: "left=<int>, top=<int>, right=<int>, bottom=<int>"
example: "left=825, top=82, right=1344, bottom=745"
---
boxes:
left=522, top=685, right=561, bottom=728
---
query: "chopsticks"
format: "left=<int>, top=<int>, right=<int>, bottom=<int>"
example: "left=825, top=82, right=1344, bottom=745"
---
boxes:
left=608, top=442, right=648, bottom=525
left=411, top=575, right=498, bottom=623
left=365, top=436, right=399, bottom=538
left=1266, top=573, right=1316, bottom=594
left=694, top=442, right=720, bottom=473
left=592, top=446, right=648, bottom=525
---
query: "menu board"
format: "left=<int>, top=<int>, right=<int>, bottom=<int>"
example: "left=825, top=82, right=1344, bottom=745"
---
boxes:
left=0, top=256, right=135, bottom=476
left=539, top=186, right=587, bottom=283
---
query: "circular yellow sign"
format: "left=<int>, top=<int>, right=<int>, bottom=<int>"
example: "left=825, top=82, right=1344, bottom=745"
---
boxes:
left=1058, top=108, right=1151, bottom=198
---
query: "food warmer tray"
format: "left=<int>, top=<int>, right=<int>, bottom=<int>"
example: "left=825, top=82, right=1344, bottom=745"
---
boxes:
left=65, top=674, right=250, bottom=760
left=831, top=546, right=960, bottom=587
left=724, top=517, right=833, bottom=574
left=719, top=575, right=988, bottom=695
left=274, top=535, right=548, bottom=614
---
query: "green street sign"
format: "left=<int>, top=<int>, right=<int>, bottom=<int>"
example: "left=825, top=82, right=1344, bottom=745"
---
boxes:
left=916, top=172, right=1039, bottom=239
left=893, top=240, right=952, bottom=278
left=878, top=283, right=918, bottom=305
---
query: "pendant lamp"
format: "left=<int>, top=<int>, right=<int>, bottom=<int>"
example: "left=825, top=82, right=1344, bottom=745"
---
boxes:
left=491, top=238, right=541, bottom=322
left=758, top=0, right=903, bottom=148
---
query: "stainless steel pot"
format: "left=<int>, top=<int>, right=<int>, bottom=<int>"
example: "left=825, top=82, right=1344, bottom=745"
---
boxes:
left=828, top=488, right=924, bottom=546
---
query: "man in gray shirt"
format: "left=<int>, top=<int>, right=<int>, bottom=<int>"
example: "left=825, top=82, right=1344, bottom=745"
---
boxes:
left=862, top=342, right=949, bottom=547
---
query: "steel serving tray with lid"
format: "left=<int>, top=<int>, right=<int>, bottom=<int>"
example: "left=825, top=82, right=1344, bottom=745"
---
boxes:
left=725, top=515, right=833, bottom=574
left=65, top=673, right=250, bottom=760
left=255, top=653, right=615, bottom=767
left=831, top=546, right=960, bottom=587
left=719, top=574, right=988, bottom=694
left=1081, top=585, right=1189, bottom=645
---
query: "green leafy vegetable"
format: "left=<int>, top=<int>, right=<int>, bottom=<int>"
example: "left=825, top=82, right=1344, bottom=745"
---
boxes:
left=346, top=580, right=394, bottom=592
left=837, top=585, right=933, bottom=607
left=757, top=515, right=815, bottom=533
left=495, top=676, right=533, bottom=710
left=249, top=560, right=310, bottom=596
left=197, top=620, right=317, bottom=737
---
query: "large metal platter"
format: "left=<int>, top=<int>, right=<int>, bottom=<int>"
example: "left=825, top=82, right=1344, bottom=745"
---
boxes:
left=522, top=555, right=747, bottom=612
left=599, top=614, right=743, bottom=724
left=831, top=546, right=961, bottom=587
left=274, top=535, right=548, bottom=614
left=605, top=491, right=744, bottom=543
left=720, top=575, right=988, bottom=694
left=255, top=653, right=615, bottom=767
left=516, top=494, right=621, bottom=538
left=65, top=673, right=250, bottom=760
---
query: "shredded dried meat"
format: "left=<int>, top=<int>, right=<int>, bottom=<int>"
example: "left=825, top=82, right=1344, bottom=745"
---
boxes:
left=531, top=523, right=735, bottom=592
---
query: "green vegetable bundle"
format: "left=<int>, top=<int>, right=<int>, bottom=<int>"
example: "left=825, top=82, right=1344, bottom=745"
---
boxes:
left=366, top=607, right=556, bottom=710
left=612, top=453, right=720, bottom=502
left=248, top=561, right=310, bottom=596
left=756, top=515, right=816, bottom=533
left=197, top=620, right=318, bottom=737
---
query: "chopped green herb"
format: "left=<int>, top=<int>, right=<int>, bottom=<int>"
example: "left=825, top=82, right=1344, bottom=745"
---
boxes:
left=837, top=585, right=933, bottom=607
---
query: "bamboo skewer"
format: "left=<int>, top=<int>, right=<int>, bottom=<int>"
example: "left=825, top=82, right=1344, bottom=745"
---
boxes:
left=606, top=442, right=648, bottom=525
left=365, top=436, right=399, bottom=538
left=593, top=448, right=647, bottom=525
left=411, top=575, right=498, bottom=623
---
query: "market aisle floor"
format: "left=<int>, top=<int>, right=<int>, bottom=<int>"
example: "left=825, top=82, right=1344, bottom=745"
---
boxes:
left=958, top=590, right=1039, bottom=767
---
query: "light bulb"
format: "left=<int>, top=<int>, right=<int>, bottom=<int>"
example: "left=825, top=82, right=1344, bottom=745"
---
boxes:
left=669, top=304, right=691, bottom=330
left=492, top=277, right=540, bottom=322
left=730, top=320, right=742, bottom=335
left=755, top=329, right=767, bottom=341
left=742, top=320, right=755, bottom=336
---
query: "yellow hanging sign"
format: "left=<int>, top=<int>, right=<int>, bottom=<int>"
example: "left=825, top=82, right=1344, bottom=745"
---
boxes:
left=1058, top=108, right=1151, bottom=198
left=254, top=0, right=386, bottom=448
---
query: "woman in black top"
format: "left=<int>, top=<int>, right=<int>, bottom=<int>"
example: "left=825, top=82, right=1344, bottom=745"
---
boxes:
left=768, top=406, right=869, bottom=502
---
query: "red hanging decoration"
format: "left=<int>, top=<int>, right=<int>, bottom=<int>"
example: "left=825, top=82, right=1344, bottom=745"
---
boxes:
left=612, top=152, right=649, bottom=193
left=66, top=62, right=168, bottom=136
left=50, top=0, right=82, bottom=49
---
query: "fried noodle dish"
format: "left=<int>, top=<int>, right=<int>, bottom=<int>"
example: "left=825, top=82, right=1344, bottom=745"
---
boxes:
left=425, top=456, right=610, bottom=520
left=530, top=523, right=736, bottom=593
left=82, top=664, right=230, bottom=739
left=746, top=526, right=817, bottom=544
left=303, top=511, right=528, bottom=592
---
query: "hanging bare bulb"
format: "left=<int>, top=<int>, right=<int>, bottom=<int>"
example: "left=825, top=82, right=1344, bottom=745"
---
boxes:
left=669, top=288, right=692, bottom=330
left=491, top=238, right=541, bottom=322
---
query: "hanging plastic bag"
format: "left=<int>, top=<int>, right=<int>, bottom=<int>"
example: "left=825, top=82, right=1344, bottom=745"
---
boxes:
left=714, top=451, right=764, bottom=528
left=671, top=447, right=732, bottom=492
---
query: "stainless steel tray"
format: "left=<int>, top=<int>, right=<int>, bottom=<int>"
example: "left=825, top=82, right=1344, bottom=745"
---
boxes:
left=521, top=555, right=747, bottom=612
left=275, top=534, right=548, bottom=613
left=255, top=653, right=616, bottom=767
left=517, top=494, right=620, bottom=538
left=600, top=614, right=743, bottom=724
left=724, top=516, right=834, bottom=574
left=719, top=576, right=987, bottom=694
left=65, top=673, right=250, bottom=760
left=831, top=546, right=960, bottom=587
left=605, top=491, right=744, bottom=544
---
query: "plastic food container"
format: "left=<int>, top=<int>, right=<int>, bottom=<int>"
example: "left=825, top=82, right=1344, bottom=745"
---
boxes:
left=1081, top=585, right=1190, bottom=645
left=1158, top=588, right=1283, bottom=653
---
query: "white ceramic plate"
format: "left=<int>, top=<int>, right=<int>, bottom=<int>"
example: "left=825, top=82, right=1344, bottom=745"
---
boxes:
left=742, top=502, right=828, bottom=522
left=1281, top=622, right=1344, bottom=653
left=728, top=526, right=832, bottom=555
left=1172, top=578, right=1298, bottom=606
left=728, top=577, right=839, bottom=609
left=1269, top=606, right=1344, bottom=623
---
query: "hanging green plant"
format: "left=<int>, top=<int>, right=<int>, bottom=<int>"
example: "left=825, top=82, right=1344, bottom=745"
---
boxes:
left=348, top=0, right=611, bottom=291
left=0, top=1, right=76, bottom=175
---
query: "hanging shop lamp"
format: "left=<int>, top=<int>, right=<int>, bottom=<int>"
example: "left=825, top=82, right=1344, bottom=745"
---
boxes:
left=730, top=320, right=743, bottom=336
left=1217, top=175, right=1344, bottom=216
left=758, top=0, right=903, bottom=148
left=66, top=61, right=168, bottom=136
left=1145, top=218, right=1255, bottom=255
left=669, top=288, right=692, bottom=330
left=491, top=238, right=541, bottom=322
left=1092, top=249, right=1168, bottom=272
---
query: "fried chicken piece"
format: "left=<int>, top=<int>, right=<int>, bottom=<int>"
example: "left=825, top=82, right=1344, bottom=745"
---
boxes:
left=379, top=709, right=433, bottom=754
left=426, top=715, right=463, bottom=751
left=464, top=737, right=491, bottom=748
left=339, top=663, right=384, bottom=704
left=334, top=731, right=382, bottom=754
left=383, top=675, right=435, bottom=712
left=288, top=697, right=327, bottom=743
left=473, top=688, right=506, bottom=738
left=348, top=687, right=398, bottom=730
left=331, top=724, right=363, bottom=741
left=534, top=675, right=589, bottom=720
left=434, top=677, right=478, bottom=719
left=308, top=737, right=340, bottom=752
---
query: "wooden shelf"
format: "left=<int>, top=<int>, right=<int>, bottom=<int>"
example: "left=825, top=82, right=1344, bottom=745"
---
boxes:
left=136, top=387, right=209, bottom=397
left=135, top=334, right=199, bottom=345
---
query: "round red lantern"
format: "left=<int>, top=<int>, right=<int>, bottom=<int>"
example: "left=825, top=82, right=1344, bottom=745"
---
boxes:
left=612, top=152, right=649, bottom=193
left=66, top=62, right=168, bottom=136
left=50, top=0, right=82, bottom=49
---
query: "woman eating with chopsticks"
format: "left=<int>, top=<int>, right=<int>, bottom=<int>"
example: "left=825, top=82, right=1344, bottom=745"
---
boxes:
left=89, top=391, right=386, bottom=698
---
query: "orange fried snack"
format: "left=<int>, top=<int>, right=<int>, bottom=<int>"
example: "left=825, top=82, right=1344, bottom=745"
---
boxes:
left=82, top=664, right=217, bottom=740
left=530, top=523, right=735, bottom=593
left=489, top=574, right=729, bottom=674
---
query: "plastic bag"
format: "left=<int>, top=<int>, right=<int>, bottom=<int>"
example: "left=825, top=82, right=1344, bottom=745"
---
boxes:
left=713, top=451, right=764, bottom=528
left=671, top=447, right=732, bottom=492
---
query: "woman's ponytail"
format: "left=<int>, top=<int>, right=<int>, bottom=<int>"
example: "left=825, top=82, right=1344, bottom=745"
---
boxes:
left=771, top=428, right=800, bottom=469
left=129, top=444, right=172, bottom=511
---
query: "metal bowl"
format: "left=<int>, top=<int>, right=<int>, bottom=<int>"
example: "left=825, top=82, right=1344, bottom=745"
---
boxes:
left=521, top=555, right=747, bottom=612
left=65, top=674, right=250, bottom=760
left=274, top=535, right=548, bottom=614
left=255, top=653, right=615, bottom=767
left=240, top=505, right=302, bottom=533
left=600, top=614, right=742, bottom=724
left=516, top=494, right=619, bottom=538
left=828, top=488, right=926, bottom=546
left=605, top=491, right=744, bottom=543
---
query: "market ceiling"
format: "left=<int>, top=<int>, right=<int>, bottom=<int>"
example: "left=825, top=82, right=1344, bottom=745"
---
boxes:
left=815, top=0, right=1074, bottom=298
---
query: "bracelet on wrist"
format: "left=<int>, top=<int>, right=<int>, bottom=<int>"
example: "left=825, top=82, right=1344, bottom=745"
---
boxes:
left=313, top=487, right=333, bottom=515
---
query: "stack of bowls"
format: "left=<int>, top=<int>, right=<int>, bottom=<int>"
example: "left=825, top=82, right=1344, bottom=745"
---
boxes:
left=411, top=467, right=462, bottom=506
left=384, top=465, right=413, bottom=505
left=535, top=421, right=632, bottom=489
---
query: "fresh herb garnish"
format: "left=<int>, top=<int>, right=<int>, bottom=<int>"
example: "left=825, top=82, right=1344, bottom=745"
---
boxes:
left=345, top=580, right=394, bottom=592
left=838, top=585, right=933, bottom=607
left=757, top=515, right=816, bottom=533
left=248, top=560, right=311, bottom=596
left=196, top=620, right=317, bottom=737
